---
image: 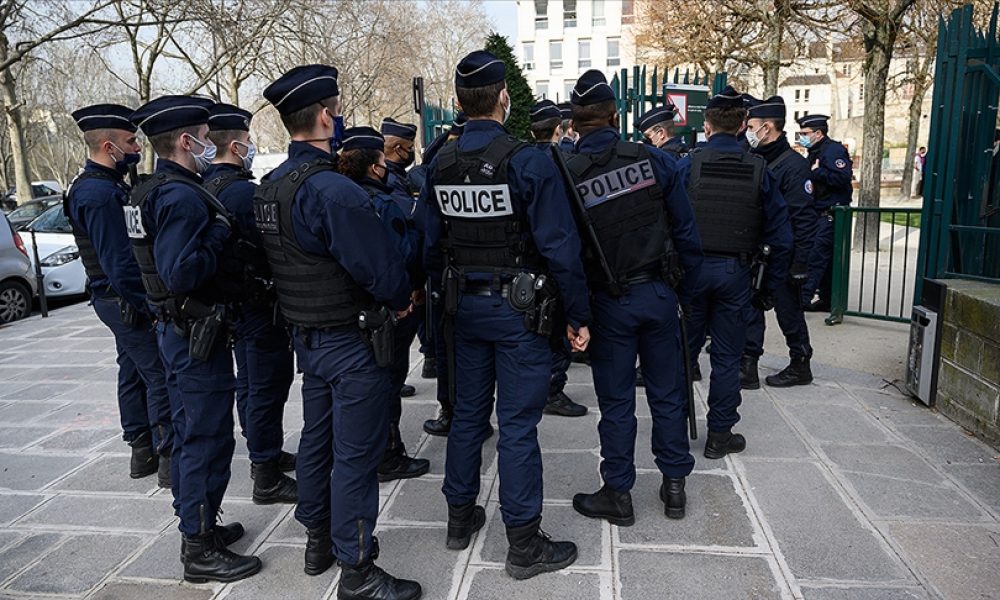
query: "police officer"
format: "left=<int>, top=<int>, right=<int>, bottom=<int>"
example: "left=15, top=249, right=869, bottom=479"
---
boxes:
left=67, top=104, right=172, bottom=486
left=202, top=104, right=298, bottom=504
left=422, top=51, right=591, bottom=578
left=128, top=96, right=259, bottom=582
left=680, top=87, right=792, bottom=460
left=742, top=97, right=816, bottom=388
left=557, top=101, right=576, bottom=152
left=563, top=70, right=703, bottom=524
left=259, top=65, right=421, bottom=599
left=795, top=114, right=853, bottom=312
left=528, top=99, right=588, bottom=418
left=637, top=103, right=688, bottom=158
left=338, top=126, right=430, bottom=483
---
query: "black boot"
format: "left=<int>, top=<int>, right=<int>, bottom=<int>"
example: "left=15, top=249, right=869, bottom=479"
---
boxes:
left=691, top=363, right=702, bottom=382
left=304, top=521, right=334, bottom=576
left=740, top=355, right=760, bottom=390
left=504, top=517, right=577, bottom=580
left=572, top=484, right=634, bottom=526
left=421, top=356, right=436, bottom=379
left=278, top=450, right=297, bottom=472
left=157, top=450, right=171, bottom=489
left=400, top=384, right=416, bottom=398
left=423, top=408, right=452, bottom=436
left=337, top=558, right=422, bottom=600
left=635, top=366, right=645, bottom=388
left=765, top=356, right=813, bottom=387
left=180, top=522, right=246, bottom=562
left=659, top=477, right=686, bottom=519
left=182, top=530, right=261, bottom=583
left=128, top=431, right=157, bottom=479
left=252, top=460, right=298, bottom=504
left=703, top=430, right=746, bottom=460
left=378, top=452, right=430, bottom=483
left=544, top=391, right=587, bottom=417
left=446, top=503, right=486, bottom=550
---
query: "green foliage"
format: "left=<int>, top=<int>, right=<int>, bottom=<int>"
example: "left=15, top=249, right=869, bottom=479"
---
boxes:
left=485, top=32, right=533, bottom=140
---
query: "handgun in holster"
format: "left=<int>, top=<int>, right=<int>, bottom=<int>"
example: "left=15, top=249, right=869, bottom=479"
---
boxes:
left=359, top=306, right=396, bottom=368
left=188, top=304, right=227, bottom=362
left=661, top=239, right=684, bottom=289
left=443, top=267, right=460, bottom=316
left=119, top=299, right=140, bottom=329
left=750, top=244, right=774, bottom=311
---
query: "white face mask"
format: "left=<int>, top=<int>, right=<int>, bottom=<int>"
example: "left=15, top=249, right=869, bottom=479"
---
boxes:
left=234, top=141, right=256, bottom=171
left=187, top=134, right=216, bottom=173
left=746, top=124, right=767, bottom=149
left=502, top=91, right=511, bottom=124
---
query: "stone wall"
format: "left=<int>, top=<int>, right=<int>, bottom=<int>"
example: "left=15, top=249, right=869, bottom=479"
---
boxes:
left=937, top=280, right=1000, bottom=448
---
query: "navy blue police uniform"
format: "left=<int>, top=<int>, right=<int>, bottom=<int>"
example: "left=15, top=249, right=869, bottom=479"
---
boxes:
left=679, top=87, right=793, bottom=458
left=202, top=103, right=297, bottom=504
left=563, top=71, right=703, bottom=524
left=128, top=95, right=261, bottom=582
left=557, top=102, right=576, bottom=152
left=259, top=66, right=421, bottom=599
left=796, top=114, right=853, bottom=310
left=743, top=97, right=816, bottom=387
left=422, top=52, right=590, bottom=575
left=637, top=103, right=688, bottom=159
left=67, top=104, right=172, bottom=484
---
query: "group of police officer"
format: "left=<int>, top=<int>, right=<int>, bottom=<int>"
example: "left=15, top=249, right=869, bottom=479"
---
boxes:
left=62, top=49, right=852, bottom=600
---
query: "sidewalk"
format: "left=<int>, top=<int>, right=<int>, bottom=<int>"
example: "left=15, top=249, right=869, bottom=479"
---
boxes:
left=1, top=303, right=998, bottom=600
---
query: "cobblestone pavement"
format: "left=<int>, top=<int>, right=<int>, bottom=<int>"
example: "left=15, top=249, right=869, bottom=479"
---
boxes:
left=1, top=303, right=999, bottom=600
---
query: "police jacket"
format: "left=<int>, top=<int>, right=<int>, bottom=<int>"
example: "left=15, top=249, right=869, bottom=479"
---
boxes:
left=558, top=137, right=576, bottom=153
left=65, top=160, right=146, bottom=311
left=359, top=176, right=417, bottom=271
left=202, top=163, right=262, bottom=247
left=661, top=135, right=689, bottom=159
left=807, top=136, right=853, bottom=209
left=386, top=160, right=418, bottom=200
left=421, top=119, right=591, bottom=329
left=265, top=142, right=411, bottom=315
left=753, top=134, right=817, bottom=271
left=677, top=133, right=793, bottom=292
left=575, top=126, right=703, bottom=299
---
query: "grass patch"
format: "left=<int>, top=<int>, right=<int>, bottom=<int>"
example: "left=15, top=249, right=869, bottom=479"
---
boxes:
left=879, top=211, right=921, bottom=229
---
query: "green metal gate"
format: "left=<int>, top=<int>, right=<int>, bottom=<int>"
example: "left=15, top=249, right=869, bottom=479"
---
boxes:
left=609, top=66, right=727, bottom=144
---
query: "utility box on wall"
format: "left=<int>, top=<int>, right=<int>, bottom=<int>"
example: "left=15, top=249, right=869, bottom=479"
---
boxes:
left=906, top=279, right=947, bottom=406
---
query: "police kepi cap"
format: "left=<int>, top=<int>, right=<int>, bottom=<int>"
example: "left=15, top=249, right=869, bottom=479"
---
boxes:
left=557, top=101, right=572, bottom=120
left=747, top=96, right=786, bottom=120
left=340, top=126, right=385, bottom=152
left=706, top=85, right=744, bottom=110
left=636, top=104, right=677, bottom=131
left=530, top=99, right=561, bottom=124
left=72, top=104, right=137, bottom=133
left=380, top=117, right=417, bottom=141
left=455, top=50, right=506, bottom=88
left=263, top=64, right=340, bottom=116
left=572, top=70, right=615, bottom=106
left=129, top=95, right=213, bottom=137
left=208, top=103, right=252, bottom=132
left=796, top=114, right=829, bottom=128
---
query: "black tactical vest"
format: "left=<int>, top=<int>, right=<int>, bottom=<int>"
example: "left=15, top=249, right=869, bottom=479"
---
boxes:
left=203, top=168, right=273, bottom=296
left=253, top=158, right=373, bottom=329
left=565, top=141, right=671, bottom=286
left=63, top=170, right=125, bottom=287
left=687, top=148, right=766, bottom=255
left=431, top=135, right=542, bottom=275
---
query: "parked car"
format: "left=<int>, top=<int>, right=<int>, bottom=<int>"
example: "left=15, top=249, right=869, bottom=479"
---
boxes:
left=6, top=196, right=63, bottom=230
left=0, top=211, right=37, bottom=323
left=20, top=204, right=86, bottom=299
left=2, top=181, right=63, bottom=214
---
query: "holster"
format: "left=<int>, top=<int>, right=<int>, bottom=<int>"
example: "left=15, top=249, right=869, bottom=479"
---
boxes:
left=359, top=307, right=395, bottom=368
left=188, top=304, right=227, bottom=362
left=119, top=298, right=140, bottom=329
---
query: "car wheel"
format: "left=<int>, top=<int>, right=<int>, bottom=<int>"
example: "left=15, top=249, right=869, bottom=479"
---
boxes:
left=0, top=280, right=31, bottom=324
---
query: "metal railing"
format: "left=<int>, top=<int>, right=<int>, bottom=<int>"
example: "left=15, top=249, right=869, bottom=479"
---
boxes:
left=827, top=206, right=923, bottom=325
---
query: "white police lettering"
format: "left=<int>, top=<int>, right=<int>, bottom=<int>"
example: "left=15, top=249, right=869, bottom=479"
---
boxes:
left=576, top=160, right=656, bottom=209
left=254, top=201, right=280, bottom=234
left=435, top=184, right=513, bottom=218
left=123, top=206, right=146, bottom=239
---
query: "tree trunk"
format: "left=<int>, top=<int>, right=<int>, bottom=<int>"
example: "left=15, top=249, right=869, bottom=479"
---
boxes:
left=899, top=81, right=926, bottom=199
left=0, top=35, right=32, bottom=207
left=854, top=27, right=895, bottom=253
left=227, top=63, right=239, bottom=105
left=763, top=0, right=787, bottom=97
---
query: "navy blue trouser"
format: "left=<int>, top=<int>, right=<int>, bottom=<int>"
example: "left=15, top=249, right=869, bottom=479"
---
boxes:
left=686, top=256, right=752, bottom=433
left=805, top=212, right=835, bottom=306
left=590, top=281, right=693, bottom=491
left=387, top=313, right=419, bottom=455
left=157, top=322, right=236, bottom=535
left=745, top=277, right=813, bottom=361
left=442, top=293, right=550, bottom=527
left=92, top=297, right=172, bottom=453
left=293, top=328, right=389, bottom=566
left=549, top=338, right=572, bottom=397
left=429, top=286, right=451, bottom=412
left=233, top=304, right=294, bottom=464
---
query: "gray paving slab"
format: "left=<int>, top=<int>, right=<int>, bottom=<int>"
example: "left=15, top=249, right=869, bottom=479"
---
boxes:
left=33, top=427, right=118, bottom=452
left=618, top=550, right=782, bottom=600
left=0, top=426, right=57, bottom=449
left=373, top=526, right=461, bottom=600
left=117, top=531, right=182, bottom=581
left=5, top=533, right=140, bottom=595
left=849, top=388, right=949, bottom=428
left=0, top=533, right=62, bottom=582
left=822, top=443, right=946, bottom=485
left=743, top=460, right=911, bottom=582
left=633, top=416, right=712, bottom=471
left=464, top=567, right=603, bottom=600
left=52, top=455, right=161, bottom=494
left=418, top=434, right=497, bottom=477
left=0, top=402, right=63, bottom=424
left=617, top=472, right=756, bottom=548
left=887, top=522, right=1000, bottom=600
left=541, top=451, right=600, bottom=501
left=381, top=477, right=448, bottom=523
left=0, top=494, right=46, bottom=525
left=537, top=412, right=600, bottom=451
left=0, top=452, right=87, bottom=491
left=766, top=381, right=859, bottom=405
left=266, top=510, right=305, bottom=544
left=479, top=503, right=604, bottom=567
left=736, top=398, right=813, bottom=459
left=845, top=471, right=989, bottom=520
left=221, top=544, right=336, bottom=600
left=895, top=425, right=998, bottom=465
left=800, top=586, right=929, bottom=600
left=19, top=495, right=174, bottom=532
left=89, top=581, right=215, bottom=600
left=33, top=401, right=122, bottom=429
left=0, top=383, right=80, bottom=401
left=946, top=463, right=1000, bottom=513
left=782, top=402, right=890, bottom=444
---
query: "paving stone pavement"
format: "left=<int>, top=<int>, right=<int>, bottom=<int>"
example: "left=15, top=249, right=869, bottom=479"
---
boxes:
left=1, top=303, right=999, bottom=600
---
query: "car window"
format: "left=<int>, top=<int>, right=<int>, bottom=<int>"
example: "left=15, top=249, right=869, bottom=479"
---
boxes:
left=7, top=203, right=45, bottom=220
left=26, top=205, right=72, bottom=233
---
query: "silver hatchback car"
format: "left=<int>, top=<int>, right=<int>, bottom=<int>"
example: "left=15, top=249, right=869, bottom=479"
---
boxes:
left=1, top=211, right=37, bottom=323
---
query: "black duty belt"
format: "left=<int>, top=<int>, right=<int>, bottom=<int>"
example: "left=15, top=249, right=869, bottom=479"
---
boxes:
left=592, top=269, right=664, bottom=293
left=463, top=283, right=511, bottom=298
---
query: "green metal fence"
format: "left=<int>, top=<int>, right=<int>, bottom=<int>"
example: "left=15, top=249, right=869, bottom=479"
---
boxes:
left=608, top=66, right=727, bottom=143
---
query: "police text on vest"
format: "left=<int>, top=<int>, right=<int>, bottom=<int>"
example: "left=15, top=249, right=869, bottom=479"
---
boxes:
left=436, top=184, right=513, bottom=218
left=577, top=160, right=656, bottom=209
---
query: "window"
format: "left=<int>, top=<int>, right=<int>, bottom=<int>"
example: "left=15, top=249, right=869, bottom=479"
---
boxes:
left=859, top=83, right=864, bottom=101
left=592, top=0, right=605, bottom=25
left=564, top=80, right=576, bottom=102
left=804, top=89, right=810, bottom=101
left=842, top=63, right=851, bottom=76
left=795, top=89, right=801, bottom=101
left=550, top=41, right=562, bottom=70
left=579, top=40, right=591, bottom=68
left=622, top=0, right=634, bottom=24
left=523, top=43, right=534, bottom=71
left=537, top=81, right=549, bottom=100
left=607, top=38, right=620, bottom=67
left=534, top=0, right=548, bottom=29
left=564, top=0, right=576, bottom=27
left=794, top=110, right=800, bottom=120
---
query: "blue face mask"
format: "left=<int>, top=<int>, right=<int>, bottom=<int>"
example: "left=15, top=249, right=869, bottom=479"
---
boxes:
left=110, top=143, right=141, bottom=175
left=798, top=134, right=813, bottom=149
left=331, top=115, right=346, bottom=152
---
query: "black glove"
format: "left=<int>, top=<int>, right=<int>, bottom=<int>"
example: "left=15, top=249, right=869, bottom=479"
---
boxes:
left=751, top=291, right=774, bottom=311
